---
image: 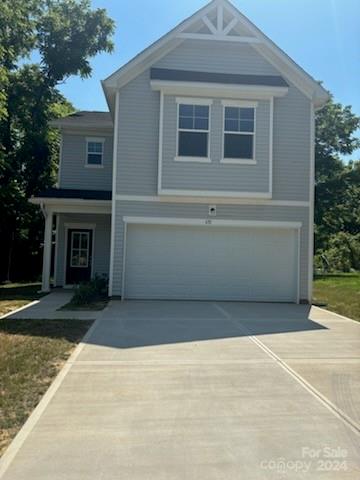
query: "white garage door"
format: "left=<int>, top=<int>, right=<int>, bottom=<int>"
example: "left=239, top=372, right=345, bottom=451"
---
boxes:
left=124, top=224, right=299, bottom=302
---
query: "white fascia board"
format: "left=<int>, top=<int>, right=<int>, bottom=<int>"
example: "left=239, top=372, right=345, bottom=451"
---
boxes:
left=29, top=197, right=111, bottom=214
left=123, top=216, right=302, bottom=230
left=102, top=0, right=220, bottom=89
left=221, top=0, right=329, bottom=105
left=115, top=194, right=310, bottom=207
left=177, top=33, right=261, bottom=43
left=158, top=188, right=272, bottom=199
left=151, top=80, right=288, bottom=99
left=102, top=0, right=329, bottom=107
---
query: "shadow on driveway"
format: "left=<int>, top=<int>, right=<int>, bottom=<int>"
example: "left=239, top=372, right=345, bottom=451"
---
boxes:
left=83, top=300, right=327, bottom=349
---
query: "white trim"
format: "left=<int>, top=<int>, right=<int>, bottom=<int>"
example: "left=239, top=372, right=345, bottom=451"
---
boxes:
left=41, top=209, right=53, bottom=293
left=30, top=198, right=111, bottom=207
left=203, top=15, right=218, bottom=35
left=53, top=214, right=60, bottom=287
left=220, top=158, right=256, bottom=165
left=64, top=222, right=96, bottom=229
left=157, top=90, right=164, bottom=194
left=151, top=80, right=288, bottom=99
left=177, top=33, right=260, bottom=43
left=222, top=103, right=256, bottom=163
left=217, top=3, right=223, bottom=32
left=56, top=135, right=63, bottom=187
left=297, top=228, right=301, bottom=304
left=222, top=17, right=239, bottom=36
left=85, top=137, right=105, bottom=143
left=70, top=231, right=90, bottom=268
left=158, top=188, right=272, bottom=199
left=115, top=194, right=310, bottom=207
left=123, top=216, right=302, bottom=230
left=308, top=103, right=315, bottom=302
left=121, top=222, right=127, bottom=300
left=221, top=99, right=258, bottom=108
left=269, top=96, right=274, bottom=197
left=30, top=198, right=111, bottom=215
left=102, top=0, right=329, bottom=107
left=63, top=224, right=95, bottom=287
left=175, top=97, right=213, bottom=105
left=85, top=137, right=104, bottom=167
left=174, top=156, right=212, bottom=163
left=84, top=164, right=104, bottom=169
left=109, top=91, right=120, bottom=296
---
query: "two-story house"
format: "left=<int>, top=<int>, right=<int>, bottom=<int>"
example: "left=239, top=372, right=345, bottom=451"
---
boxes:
left=31, top=0, right=329, bottom=303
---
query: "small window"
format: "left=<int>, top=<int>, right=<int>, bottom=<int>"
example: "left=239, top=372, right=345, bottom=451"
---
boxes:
left=224, top=107, right=255, bottom=160
left=70, top=232, right=89, bottom=268
left=86, top=138, right=104, bottom=166
left=178, top=104, right=209, bottom=158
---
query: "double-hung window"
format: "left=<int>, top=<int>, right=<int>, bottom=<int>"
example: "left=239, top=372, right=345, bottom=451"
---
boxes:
left=177, top=102, right=210, bottom=160
left=86, top=138, right=104, bottom=167
left=223, top=104, right=256, bottom=163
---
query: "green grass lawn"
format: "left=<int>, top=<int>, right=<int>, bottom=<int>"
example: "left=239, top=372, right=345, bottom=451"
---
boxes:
left=0, top=318, right=92, bottom=456
left=313, top=273, right=360, bottom=322
left=0, top=283, right=46, bottom=317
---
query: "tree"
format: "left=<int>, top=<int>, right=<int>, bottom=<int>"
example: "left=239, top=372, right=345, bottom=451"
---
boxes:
left=315, top=97, right=360, bottom=271
left=0, top=0, right=114, bottom=281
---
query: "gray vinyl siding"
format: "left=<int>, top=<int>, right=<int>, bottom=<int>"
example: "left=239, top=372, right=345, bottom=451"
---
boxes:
left=154, top=40, right=279, bottom=76
left=273, top=86, right=311, bottom=200
left=59, top=133, right=113, bottom=191
left=112, top=201, right=310, bottom=301
left=116, top=72, right=159, bottom=195
left=55, top=214, right=111, bottom=286
left=161, top=96, right=270, bottom=193
left=115, top=40, right=311, bottom=201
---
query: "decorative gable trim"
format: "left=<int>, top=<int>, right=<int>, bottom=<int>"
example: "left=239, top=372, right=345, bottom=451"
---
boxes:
left=102, top=0, right=329, bottom=108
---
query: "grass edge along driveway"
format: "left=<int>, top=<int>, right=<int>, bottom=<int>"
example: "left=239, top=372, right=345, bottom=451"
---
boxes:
left=313, top=273, right=360, bottom=322
left=0, top=318, right=93, bottom=456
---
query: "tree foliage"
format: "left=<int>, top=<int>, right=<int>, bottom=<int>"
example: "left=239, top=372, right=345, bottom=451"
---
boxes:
left=0, top=0, right=114, bottom=281
left=315, top=97, right=360, bottom=272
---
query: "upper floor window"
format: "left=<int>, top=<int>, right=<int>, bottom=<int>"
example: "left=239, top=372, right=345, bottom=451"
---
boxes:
left=176, top=101, right=211, bottom=161
left=86, top=138, right=104, bottom=167
left=223, top=104, right=256, bottom=163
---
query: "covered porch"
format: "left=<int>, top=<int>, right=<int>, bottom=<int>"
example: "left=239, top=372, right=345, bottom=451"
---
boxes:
left=30, top=188, right=112, bottom=292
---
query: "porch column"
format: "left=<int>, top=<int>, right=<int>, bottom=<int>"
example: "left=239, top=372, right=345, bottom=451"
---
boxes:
left=41, top=207, right=53, bottom=292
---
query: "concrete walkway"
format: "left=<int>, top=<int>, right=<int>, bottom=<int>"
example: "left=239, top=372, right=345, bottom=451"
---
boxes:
left=7, top=291, right=102, bottom=320
left=1, top=301, right=359, bottom=479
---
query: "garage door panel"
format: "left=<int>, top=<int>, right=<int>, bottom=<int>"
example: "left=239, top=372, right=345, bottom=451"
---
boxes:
left=125, top=224, right=298, bottom=302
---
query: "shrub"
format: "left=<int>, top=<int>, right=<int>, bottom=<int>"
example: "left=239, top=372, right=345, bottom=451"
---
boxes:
left=71, top=274, right=108, bottom=305
left=315, top=232, right=360, bottom=273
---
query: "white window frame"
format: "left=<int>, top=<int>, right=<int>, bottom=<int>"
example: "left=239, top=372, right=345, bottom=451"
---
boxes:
left=70, top=231, right=90, bottom=268
left=221, top=100, right=257, bottom=165
left=175, top=97, right=212, bottom=163
left=86, top=137, right=105, bottom=168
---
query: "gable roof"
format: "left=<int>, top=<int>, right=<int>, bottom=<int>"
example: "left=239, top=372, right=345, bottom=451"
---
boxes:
left=102, top=0, right=329, bottom=109
left=50, top=111, right=113, bottom=129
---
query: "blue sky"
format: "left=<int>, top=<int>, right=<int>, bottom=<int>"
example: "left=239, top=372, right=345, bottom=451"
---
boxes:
left=58, top=0, right=360, bottom=159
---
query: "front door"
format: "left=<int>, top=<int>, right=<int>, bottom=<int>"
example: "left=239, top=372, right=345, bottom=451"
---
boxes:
left=66, top=229, right=93, bottom=284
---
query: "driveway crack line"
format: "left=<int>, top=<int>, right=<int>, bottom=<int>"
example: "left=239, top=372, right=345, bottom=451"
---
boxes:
left=213, top=303, right=360, bottom=437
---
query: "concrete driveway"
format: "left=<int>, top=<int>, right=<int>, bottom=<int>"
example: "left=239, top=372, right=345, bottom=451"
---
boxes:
left=1, top=301, right=360, bottom=479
